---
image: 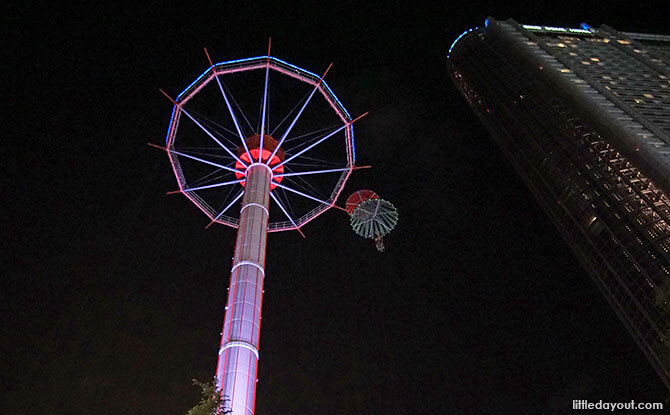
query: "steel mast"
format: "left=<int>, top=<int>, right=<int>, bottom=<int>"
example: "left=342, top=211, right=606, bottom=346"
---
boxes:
left=159, top=46, right=364, bottom=415
left=216, top=161, right=271, bottom=415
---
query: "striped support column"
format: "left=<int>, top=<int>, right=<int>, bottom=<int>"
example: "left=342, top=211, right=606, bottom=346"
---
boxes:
left=216, top=163, right=271, bottom=415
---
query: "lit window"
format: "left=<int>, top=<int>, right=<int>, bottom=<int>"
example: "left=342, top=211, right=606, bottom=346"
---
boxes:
left=581, top=61, right=591, bottom=65
left=569, top=52, right=577, bottom=56
left=617, top=39, right=631, bottom=44
left=557, top=43, right=566, bottom=48
left=590, top=57, right=600, bottom=62
left=560, top=69, right=571, bottom=73
left=644, top=93, right=655, bottom=99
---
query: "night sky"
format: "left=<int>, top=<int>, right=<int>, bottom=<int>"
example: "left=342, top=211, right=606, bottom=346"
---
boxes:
left=5, top=2, right=670, bottom=414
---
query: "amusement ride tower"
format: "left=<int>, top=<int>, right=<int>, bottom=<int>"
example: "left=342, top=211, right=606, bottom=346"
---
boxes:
left=155, top=45, right=367, bottom=415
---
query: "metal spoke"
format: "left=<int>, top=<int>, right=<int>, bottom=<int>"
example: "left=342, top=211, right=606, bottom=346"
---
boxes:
left=183, top=179, right=244, bottom=193
left=357, top=206, right=376, bottom=216
left=177, top=146, right=237, bottom=151
left=267, top=82, right=321, bottom=164
left=267, top=63, right=332, bottom=165
left=266, top=88, right=270, bottom=137
left=272, top=182, right=332, bottom=208
left=275, top=186, right=295, bottom=220
left=216, top=178, right=239, bottom=212
left=274, top=166, right=351, bottom=178
left=283, top=174, right=326, bottom=201
left=281, top=161, right=336, bottom=169
left=223, top=81, right=255, bottom=135
left=180, top=106, right=249, bottom=168
left=168, top=148, right=242, bottom=174
left=174, top=147, right=236, bottom=160
left=211, top=69, right=254, bottom=162
left=188, top=108, right=241, bottom=148
left=283, top=124, right=339, bottom=144
left=270, top=93, right=308, bottom=137
left=189, top=167, right=234, bottom=188
left=259, top=60, right=270, bottom=162
left=212, top=190, right=244, bottom=222
left=293, top=154, right=342, bottom=166
left=283, top=128, right=339, bottom=155
left=274, top=124, right=347, bottom=169
left=270, top=191, right=301, bottom=231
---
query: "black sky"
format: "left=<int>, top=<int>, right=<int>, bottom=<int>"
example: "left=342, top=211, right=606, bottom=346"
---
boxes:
left=5, top=2, right=670, bottom=414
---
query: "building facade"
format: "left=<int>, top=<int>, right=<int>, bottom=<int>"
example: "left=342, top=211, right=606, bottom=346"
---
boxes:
left=448, top=18, right=670, bottom=388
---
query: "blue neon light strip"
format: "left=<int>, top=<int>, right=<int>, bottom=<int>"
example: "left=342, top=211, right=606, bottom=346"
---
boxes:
left=176, top=56, right=264, bottom=100
left=176, top=56, right=352, bottom=120
left=448, top=27, right=479, bottom=58
left=351, top=126, right=356, bottom=164
left=448, top=20, right=593, bottom=61
left=176, top=68, right=214, bottom=101
left=447, top=19, right=594, bottom=62
left=269, top=56, right=352, bottom=120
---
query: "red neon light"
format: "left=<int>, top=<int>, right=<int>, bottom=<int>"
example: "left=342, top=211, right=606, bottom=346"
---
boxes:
left=345, top=189, right=379, bottom=214
left=234, top=150, right=284, bottom=189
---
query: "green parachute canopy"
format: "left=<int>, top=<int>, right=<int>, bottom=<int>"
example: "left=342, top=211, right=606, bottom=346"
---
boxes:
left=350, top=198, right=398, bottom=239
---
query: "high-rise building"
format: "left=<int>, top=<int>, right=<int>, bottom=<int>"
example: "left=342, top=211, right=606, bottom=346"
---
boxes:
left=448, top=18, right=670, bottom=388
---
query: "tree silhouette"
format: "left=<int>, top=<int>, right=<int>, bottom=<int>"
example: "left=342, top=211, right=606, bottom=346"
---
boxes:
left=186, top=379, right=232, bottom=415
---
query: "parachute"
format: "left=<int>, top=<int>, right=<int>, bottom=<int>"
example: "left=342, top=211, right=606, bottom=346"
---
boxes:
left=345, top=190, right=398, bottom=252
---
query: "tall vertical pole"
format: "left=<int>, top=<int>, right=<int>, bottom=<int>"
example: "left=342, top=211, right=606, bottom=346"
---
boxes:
left=216, top=162, right=271, bottom=415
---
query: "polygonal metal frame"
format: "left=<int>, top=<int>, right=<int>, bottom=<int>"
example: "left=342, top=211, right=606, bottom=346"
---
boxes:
left=164, top=56, right=356, bottom=231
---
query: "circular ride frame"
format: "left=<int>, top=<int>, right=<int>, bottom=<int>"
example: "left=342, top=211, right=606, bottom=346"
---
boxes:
left=165, top=56, right=356, bottom=232
left=163, top=55, right=359, bottom=415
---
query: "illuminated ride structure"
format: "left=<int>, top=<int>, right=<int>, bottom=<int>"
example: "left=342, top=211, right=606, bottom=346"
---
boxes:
left=156, top=48, right=367, bottom=415
left=448, top=18, right=670, bottom=388
left=345, top=190, right=398, bottom=252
